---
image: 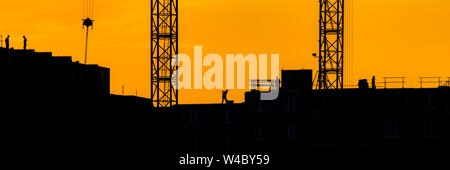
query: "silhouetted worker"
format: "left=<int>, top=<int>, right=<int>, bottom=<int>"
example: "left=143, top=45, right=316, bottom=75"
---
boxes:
left=23, top=36, right=27, bottom=50
left=372, top=76, right=376, bottom=89
left=5, top=35, right=10, bottom=49
left=222, top=90, right=229, bottom=104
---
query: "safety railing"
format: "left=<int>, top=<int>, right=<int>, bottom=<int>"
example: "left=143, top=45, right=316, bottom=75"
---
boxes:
left=383, top=77, right=406, bottom=89
left=419, top=77, right=441, bottom=88
left=250, top=79, right=273, bottom=92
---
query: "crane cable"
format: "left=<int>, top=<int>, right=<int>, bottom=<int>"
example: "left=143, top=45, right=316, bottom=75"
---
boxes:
left=344, top=0, right=354, bottom=87
left=83, top=0, right=94, bottom=19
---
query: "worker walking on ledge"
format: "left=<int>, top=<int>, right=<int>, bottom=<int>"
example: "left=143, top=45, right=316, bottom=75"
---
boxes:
left=222, top=90, right=229, bottom=104
left=23, top=35, right=27, bottom=50
left=5, top=35, right=10, bottom=49
left=372, top=76, right=376, bottom=89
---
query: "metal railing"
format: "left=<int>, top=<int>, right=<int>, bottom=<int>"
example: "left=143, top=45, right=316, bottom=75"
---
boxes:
left=383, top=77, right=406, bottom=89
left=250, top=79, right=273, bottom=92
left=419, top=77, right=441, bottom=88
left=316, top=77, right=450, bottom=89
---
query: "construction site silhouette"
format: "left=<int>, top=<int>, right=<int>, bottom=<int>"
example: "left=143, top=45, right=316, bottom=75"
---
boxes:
left=2, top=0, right=449, bottom=168
left=1, top=46, right=449, bottom=168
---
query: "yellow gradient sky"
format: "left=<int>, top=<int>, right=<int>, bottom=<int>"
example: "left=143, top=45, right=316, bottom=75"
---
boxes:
left=1, top=0, right=449, bottom=104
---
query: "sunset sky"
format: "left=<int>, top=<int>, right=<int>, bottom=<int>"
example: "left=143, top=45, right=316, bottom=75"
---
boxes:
left=1, top=0, right=449, bottom=104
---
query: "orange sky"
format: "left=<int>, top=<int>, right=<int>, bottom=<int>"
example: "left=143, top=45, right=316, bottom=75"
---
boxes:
left=1, top=0, right=449, bottom=104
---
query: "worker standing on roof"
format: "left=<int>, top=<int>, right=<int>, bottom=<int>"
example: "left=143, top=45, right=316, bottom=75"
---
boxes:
left=5, top=35, right=10, bottom=49
left=372, top=76, right=376, bottom=89
left=23, top=35, right=27, bottom=50
left=222, top=90, right=229, bottom=104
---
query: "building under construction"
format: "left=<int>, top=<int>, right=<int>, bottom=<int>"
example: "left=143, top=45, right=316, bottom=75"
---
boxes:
left=1, top=0, right=449, bottom=168
left=146, top=1, right=450, bottom=166
left=0, top=47, right=153, bottom=167
left=167, top=70, right=450, bottom=166
left=2, top=46, right=450, bottom=168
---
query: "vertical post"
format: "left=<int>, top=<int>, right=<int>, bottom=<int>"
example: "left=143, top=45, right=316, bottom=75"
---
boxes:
left=420, top=77, right=422, bottom=88
left=150, top=0, right=153, bottom=106
left=402, top=77, right=405, bottom=89
left=175, top=0, right=179, bottom=106
left=85, top=29, right=89, bottom=64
